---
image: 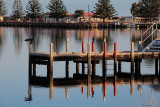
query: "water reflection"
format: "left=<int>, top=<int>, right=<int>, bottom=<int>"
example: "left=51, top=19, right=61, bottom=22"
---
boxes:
left=13, top=27, right=23, bottom=54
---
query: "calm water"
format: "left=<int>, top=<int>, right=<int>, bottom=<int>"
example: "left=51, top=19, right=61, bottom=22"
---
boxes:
left=0, top=27, right=160, bottom=107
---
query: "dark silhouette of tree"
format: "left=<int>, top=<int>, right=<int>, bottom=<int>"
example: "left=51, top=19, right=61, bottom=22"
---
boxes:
left=0, top=0, right=7, bottom=16
left=93, top=0, right=117, bottom=22
left=131, top=0, right=160, bottom=18
left=11, top=0, right=23, bottom=20
left=47, top=0, right=67, bottom=22
left=25, top=0, right=43, bottom=20
left=74, top=10, right=84, bottom=17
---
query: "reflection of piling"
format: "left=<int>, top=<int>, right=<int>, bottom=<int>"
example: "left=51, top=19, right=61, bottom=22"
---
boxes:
left=114, top=81, right=117, bottom=97
left=87, top=43, right=91, bottom=98
left=131, top=42, right=134, bottom=95
left=82, top=86, right=84, bottom=94
left=65, top=87, right=69, bottom=100
left=103, top=42, right=107, bottom=82
left=91, top=85, right=94, bottom=97
left=103, top=82, right=107, bottom=101
left=49, top=43, right=53, bottom=100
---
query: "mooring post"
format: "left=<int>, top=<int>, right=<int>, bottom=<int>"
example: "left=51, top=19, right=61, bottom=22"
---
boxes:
left=49, top=43, right=53, bottom=100
left=138, top=41, right=142, bottom=52
left=82, top=41, right=85, bottom=53
left=87, top=43, right=91, bottom=98
left=66, top=37, right=69, bottom=52
left=103, top=42, right=107, bottom=82
left=114, top=81, right=117, bottom=97
left=118, top=61, right=122, bottom=73
left=92, top=41, right=95, bottom=52
left=131, top=42, right=134, bottom=96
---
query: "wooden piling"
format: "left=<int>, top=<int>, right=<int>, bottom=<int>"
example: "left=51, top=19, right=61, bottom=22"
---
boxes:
left=76, top=63, right=79, bottom=74
left=131, top=42, right=134, bottom=74
left=87, top=43, right=91, bottom=98
left=103, top=42, right=107, bottom=81
left=29, top=43, right=32, bottom=77
left=66, top=61, right=69, bottom=78
left=118, top=61, right=122, bottom=73
left=82, top=41, right=85, bottom=53
left=155, top=58, right=158, bottom=75
left=114, top=42, right=117, bottom=81
left=82, top=63, right=85, bottom=76
left=92, top=61, right=96, bottom=79
left=92, top=41, right=95, bottom=52
left=33, top=64, right=36, bottom=77
left=49, top=43, right=53, bottom=100
left=66, top=37, right=69, bottom=52
left=131, top=42, right=134, bottom=96
left=135, top=59, right=141, bottom=78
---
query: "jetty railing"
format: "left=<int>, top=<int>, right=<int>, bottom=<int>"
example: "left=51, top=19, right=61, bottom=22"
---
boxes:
left=138, top=23, right=158, bottom=51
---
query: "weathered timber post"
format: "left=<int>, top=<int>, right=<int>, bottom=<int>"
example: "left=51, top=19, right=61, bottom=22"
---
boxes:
left=92, top=40, right=96, bottom=79
left=49, top=43, right=53, bottom=100
left=66, top=37, right=69, bottom=79
left=87, top=43, right=91, bottom=98
left=114, top=42, right=117, bottom=97
left=82, top=41, right=85, bottom=76
left=76, top=63, right=79, bottom=74
left=92, top=61, right=96, bottom=79
left=114, top=42, right=117, bottom=81
left=118, top=61, right=122, bottom=73
left=103, top=42, right=107, bottom=82
left=131, top=42, right=134, bottom=95
left=155, top=58, right=158, bottom=76
left=138, top=41, right=142, bottom=52
left=33, top=64, right=36, bottom=77
left=135, top=59, right=141, bottom=79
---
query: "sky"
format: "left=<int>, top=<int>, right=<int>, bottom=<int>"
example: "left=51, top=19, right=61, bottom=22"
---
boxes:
left=4, top=0, right=139, bottom=16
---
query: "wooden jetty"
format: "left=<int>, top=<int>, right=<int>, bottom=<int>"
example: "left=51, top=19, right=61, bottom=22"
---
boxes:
left=26, top=39, right=160, bottom=101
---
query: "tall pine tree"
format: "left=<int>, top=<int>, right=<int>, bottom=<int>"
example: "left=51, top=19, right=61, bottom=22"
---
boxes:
left=131, top=0, right=160, bottom=18
left=25, top=0, right=43, bottom=19
left=93, top=0, right=117, bottom=22
left=0, top=0, right=7, bottom=16
left=11, top=0, right=23, bottom=20
left=47, top=0, right=67, bottom=22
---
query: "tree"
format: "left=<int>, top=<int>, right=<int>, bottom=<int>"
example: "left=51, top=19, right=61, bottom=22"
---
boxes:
left=0, top=0, right=7, bottom=16
left=11, top=0, right=23, bottom=20
left=93, top=0, right=117, bottom=22
left=74, top=10, right=84, bottom=17
left=47, top=0, right=67, bottom=22
left=131, top=0, right=160, bottom=18
left=25, top=0, right=43, bottom=20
